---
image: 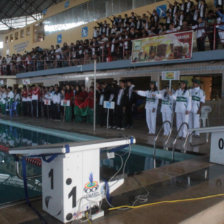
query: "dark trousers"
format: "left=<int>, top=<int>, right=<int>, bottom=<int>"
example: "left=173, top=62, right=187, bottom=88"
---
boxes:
left=22, top=101, right=27, bottom=116
left=126, top=104, right=133, bottom=127
left=32, top=100, right=41, bottom=118
left=44, top=105, right=51, bottom=119
left=52, top=103, right=60, bottom=120
left=27, top=101, right=32, bottom=116
left=99, top=105, right=106, bottom=127
left=115, top=106, right=125, bottom=128
left=197, top=37, right=205, bottom=51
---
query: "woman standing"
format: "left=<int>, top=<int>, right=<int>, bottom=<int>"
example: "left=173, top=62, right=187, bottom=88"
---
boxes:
left=136, top=81, right=159, bottom=135
left=170, top=80, right=191, bottom=139
left=155, top=86, right=174, bottom=136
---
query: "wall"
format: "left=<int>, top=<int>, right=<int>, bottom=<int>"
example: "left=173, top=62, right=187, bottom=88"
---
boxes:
left=3, top=0, right=215, bottom=56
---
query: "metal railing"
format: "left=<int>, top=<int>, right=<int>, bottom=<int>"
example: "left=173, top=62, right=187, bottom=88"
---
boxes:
left=15, top=160, right=41, bottom=180
left=153, top=120, right=172, bottom=168
left=171, top=122, right=189, bottom=161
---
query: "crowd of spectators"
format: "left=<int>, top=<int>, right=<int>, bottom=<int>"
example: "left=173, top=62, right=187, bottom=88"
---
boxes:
left=0, top=0, right=224, bottom=76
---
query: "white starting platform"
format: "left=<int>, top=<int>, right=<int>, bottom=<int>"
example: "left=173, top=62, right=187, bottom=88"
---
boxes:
left=9, top=137, right=136, bottom=223
left=187, top=126, right=224, bottom=165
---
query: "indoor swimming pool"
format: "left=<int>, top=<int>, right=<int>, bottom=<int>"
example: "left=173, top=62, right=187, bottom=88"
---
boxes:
left=0, top=120, right=194, bottom=206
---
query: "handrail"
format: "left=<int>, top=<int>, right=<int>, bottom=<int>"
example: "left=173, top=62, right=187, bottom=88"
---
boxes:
left=153, top=120, right=172, bottom=158
left=171, top=122, right=189, bottom=161
left=15, top=161, right=41, bottom=180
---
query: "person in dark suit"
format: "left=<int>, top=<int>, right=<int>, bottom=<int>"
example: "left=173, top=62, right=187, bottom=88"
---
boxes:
left=98, top=82, right=109, bottom=127
left=115, top=80, right=128, bottom=130
left=125, top=80, right=136, bottom=128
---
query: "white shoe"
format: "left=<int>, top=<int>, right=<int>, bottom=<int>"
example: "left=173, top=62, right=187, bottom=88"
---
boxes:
left=117, top=127, right=121, bottom=130
left=120, top=128, right=125, bottom=131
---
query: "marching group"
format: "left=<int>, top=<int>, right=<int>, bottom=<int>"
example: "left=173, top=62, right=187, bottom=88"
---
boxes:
left=1, top=1, right=224, bottom=75
left=0, top=78, right=205, bottom=139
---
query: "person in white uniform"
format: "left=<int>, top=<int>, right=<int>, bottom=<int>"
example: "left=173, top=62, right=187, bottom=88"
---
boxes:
left=189, top=79, right=205, bottom=136
left=170, top=80, right=191, bottom=139
left=136, top=81, right=159, bottom=135
left=155, top=86, right=174, bottom=136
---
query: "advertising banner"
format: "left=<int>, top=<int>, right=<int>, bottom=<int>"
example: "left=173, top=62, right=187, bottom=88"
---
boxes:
left=131, top=31, right=193, bottom=63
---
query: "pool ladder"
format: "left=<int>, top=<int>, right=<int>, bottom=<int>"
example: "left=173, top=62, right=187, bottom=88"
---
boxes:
left=153, top=120, right=173, bottom=168
left=153, top=122, right=190, bottom=167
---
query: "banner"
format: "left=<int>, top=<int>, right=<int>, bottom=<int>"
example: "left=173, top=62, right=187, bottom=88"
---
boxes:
left=131, top=31, right=193, bottom=63
left=162, top=71, right=180, bottom=80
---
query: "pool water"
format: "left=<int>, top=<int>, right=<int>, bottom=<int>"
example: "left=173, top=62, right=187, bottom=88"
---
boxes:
left=0, top=122, right=193, bottom=206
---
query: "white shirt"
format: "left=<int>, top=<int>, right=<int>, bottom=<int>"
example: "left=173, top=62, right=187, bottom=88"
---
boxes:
left=52, top=92, right=61, bottom=104
left=172, top=89, right=191, bottom=113
left=116, top=89, right=124, bottom=106
left=137, top=90, right=159, bottom=110
left=190, top=87, right=205, bottom=113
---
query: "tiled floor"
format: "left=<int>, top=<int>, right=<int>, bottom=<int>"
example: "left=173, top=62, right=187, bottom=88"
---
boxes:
left=0, top=99, right=224, bottom=224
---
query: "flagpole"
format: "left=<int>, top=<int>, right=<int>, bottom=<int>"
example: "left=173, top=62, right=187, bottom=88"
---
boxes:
left=93, top=60, right=96, bottom=133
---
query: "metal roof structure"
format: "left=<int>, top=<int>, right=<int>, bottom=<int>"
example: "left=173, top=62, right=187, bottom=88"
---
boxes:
left=0, top=0, right=64, bottom=30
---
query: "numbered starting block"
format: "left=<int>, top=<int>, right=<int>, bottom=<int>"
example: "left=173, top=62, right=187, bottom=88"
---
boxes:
left=9, top=137, right=135, bottom=223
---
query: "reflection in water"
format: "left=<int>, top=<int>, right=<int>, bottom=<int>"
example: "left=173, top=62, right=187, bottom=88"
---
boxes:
left=0, top=124, right=71, bottom=205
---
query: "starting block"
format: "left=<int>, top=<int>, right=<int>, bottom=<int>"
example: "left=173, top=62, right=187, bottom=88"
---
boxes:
left=9, top=137, right=136, bottom=223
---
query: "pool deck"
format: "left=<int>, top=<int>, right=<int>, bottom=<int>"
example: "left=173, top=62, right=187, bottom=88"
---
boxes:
left=0, top=112, right=224, bottom=224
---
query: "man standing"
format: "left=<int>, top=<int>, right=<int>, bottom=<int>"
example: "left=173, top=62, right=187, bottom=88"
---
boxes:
left=52, top=86, right=61, bottom=120
left=189, top=79, right=205, bottom=136
left=32, top=84, right=41, bottom=118
left=115, top=80, right=127, bottom=130
left=125, top=80, right=136, bottom=128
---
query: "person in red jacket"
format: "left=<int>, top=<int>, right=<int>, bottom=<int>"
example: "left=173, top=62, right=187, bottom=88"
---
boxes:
left=64, top=85, right=73, bottom=121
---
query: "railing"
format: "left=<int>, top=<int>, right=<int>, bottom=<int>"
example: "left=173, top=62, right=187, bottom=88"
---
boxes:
left=1, top=23, right=224, bottom=76
left=15, top=160, right=41, bottom=180
left=171, top=122, right=189, bottom=161
left=153, top=120, right=172, bottom=168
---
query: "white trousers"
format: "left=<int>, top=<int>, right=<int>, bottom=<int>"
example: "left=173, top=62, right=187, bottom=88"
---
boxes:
left=189, top=112, right=200, bottom=135
left=146, top=108, right=157, bottom=134
left=176, top=112, right=189, bottom=138
left=162, top=111, right=173, bottom=136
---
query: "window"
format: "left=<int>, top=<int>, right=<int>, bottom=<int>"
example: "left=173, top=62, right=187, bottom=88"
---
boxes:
left=0, top=42, right=3, bottom=49
left=20, top=29, right=24, bottom=38
left=26, top=27, right=30, bottom=36
left=10, top=34, right=13, bottom=42
left=15, top=32, right=19, bottom=40
left=5, top=36, right=8, bottom=43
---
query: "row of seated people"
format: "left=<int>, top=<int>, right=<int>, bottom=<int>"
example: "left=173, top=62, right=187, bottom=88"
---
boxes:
left=0, top=2, right=224, bottom=75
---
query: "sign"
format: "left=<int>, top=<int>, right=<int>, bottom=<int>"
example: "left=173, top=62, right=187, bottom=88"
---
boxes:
left=13, top=41, right=29, bottom=53
left=156, top=5, right=167, bottom=17
left=131, top=31, right=193, bottom=63
left=44, top=99, right=51, bottom=105
left=22, top=79, right=30, bottom=85
left=210, top=132, right=224, bottom=165
left=103, top=101, right=115, bottom=109
left=82, top=27, right=88, bottom=38
left=64, top=0, right=69, bottom=8
left=42, top=8, right=47, bottom=15
left=162, top=71, right=180, bottom=80
left=57, top=34, right=62, bottom=44
left=61, top=100, right=70, bottom=107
